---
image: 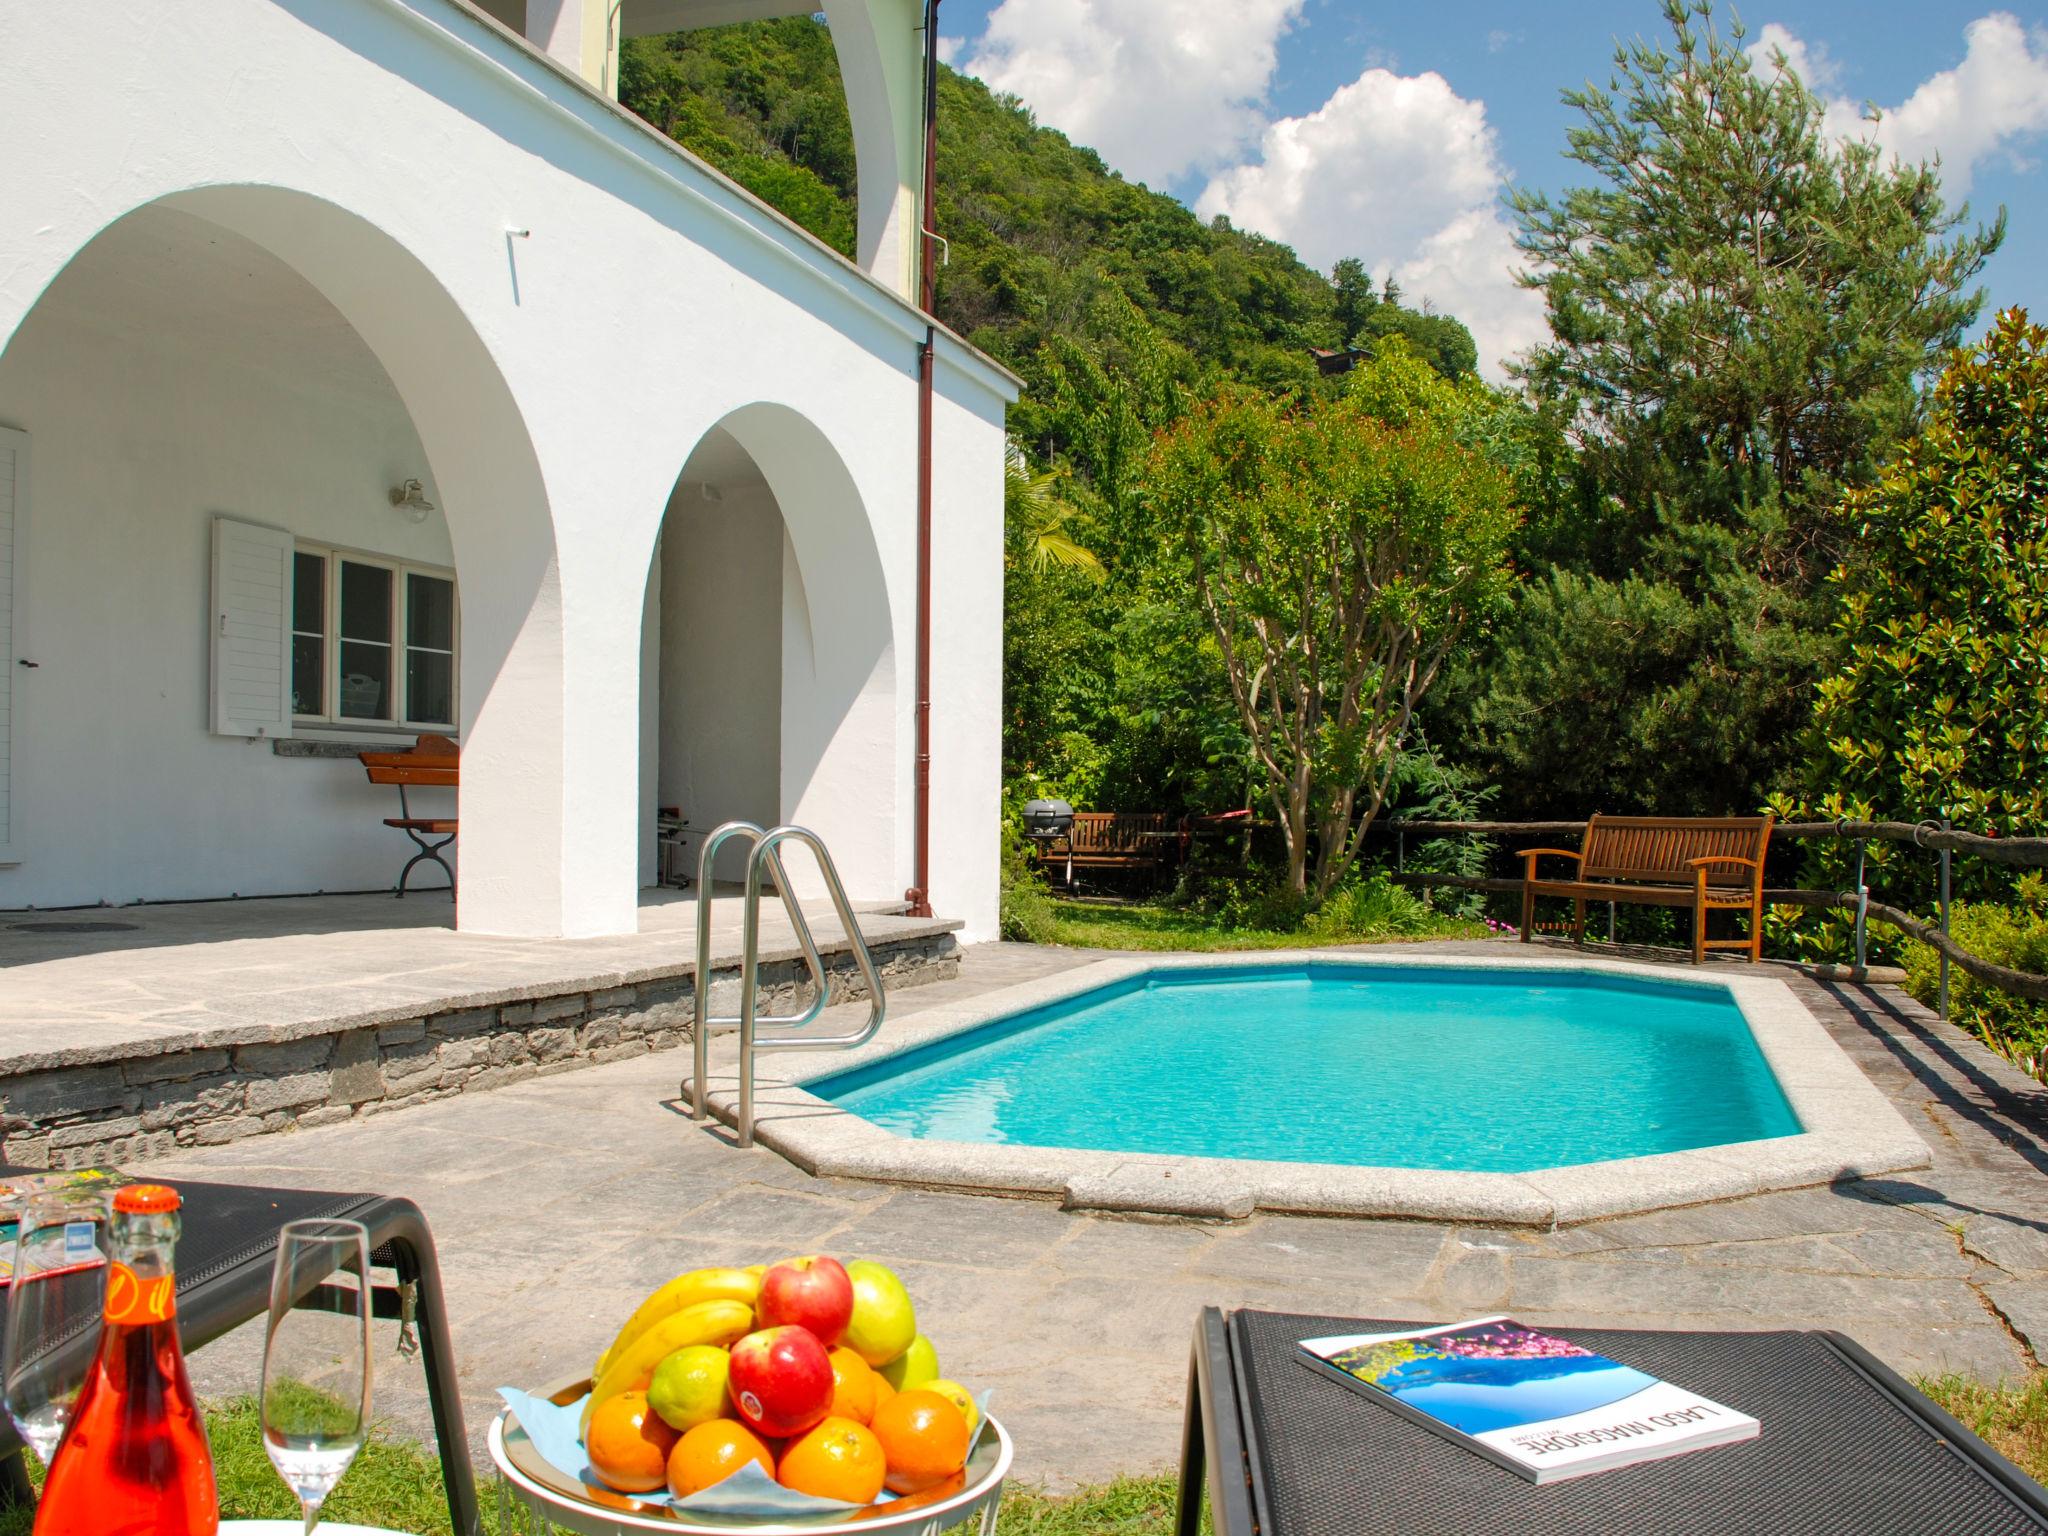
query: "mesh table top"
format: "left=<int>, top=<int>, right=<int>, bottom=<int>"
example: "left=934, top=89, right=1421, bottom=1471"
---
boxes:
left=1228, top=1311, right=2048, bottom=1536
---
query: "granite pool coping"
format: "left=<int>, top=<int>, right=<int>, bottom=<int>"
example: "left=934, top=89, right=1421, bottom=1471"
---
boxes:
left=700, top=950, right=1933, bottom=1227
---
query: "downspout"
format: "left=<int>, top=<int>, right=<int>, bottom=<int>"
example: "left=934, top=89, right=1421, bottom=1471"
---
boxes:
left=905, top=0, right=940, bottom=918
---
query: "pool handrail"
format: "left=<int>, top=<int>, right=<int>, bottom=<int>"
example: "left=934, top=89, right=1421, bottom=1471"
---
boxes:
left=683, top=821, right=887, bottom=1148
left=686, top=820, right=830, bottom=1122
left=734, top=826, right=887, bottom=1148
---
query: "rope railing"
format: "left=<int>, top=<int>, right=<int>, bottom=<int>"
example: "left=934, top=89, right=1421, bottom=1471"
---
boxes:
left=1378, top=816, right=2048, bottom=1015
left=1382, top=818, right=2048, bottom=867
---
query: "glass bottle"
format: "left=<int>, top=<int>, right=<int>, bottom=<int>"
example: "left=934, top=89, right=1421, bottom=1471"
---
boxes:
left=33, top=1183, right=218, bottom=1536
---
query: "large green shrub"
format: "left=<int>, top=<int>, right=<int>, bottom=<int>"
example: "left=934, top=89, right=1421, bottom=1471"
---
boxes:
left=1808, top=307, right=2048, bottom=836
left=1901, top=897, right=2048, bottom=1081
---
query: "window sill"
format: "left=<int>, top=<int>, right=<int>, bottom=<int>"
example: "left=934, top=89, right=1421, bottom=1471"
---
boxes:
left=273, top=732, right=458, bottom=760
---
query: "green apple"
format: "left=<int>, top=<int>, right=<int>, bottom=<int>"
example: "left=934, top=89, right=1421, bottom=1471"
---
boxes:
left=879, top=1332, right=940, bottom=1392
left=646, top=1344, right=732, bottom=1431
left=840, top=1260, right=918, bottom=1367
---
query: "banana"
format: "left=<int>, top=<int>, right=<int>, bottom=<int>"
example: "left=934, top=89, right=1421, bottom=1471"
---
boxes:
left=582, top=1298, right=755, bottom=1431
left=599, top=1266, right=762, bottom=1374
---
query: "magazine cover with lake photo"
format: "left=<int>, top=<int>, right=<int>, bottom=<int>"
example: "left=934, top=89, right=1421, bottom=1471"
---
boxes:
left=1298, top=1316, right=1758, bottom=1483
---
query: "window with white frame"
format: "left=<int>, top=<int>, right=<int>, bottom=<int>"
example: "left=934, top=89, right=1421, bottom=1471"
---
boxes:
left=291, top=545, right=457, bottom=730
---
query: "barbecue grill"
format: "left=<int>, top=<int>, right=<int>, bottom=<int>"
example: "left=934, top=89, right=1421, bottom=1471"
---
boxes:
left=1023, top=799, right=1075, bottom=888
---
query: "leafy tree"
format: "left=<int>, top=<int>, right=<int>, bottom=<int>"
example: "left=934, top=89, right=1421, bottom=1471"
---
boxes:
left=1332, top=258, right=1378, bottom=346
left=1437, top=0, right=2002, bottom=817
left=1149, top=347, right=1519, bottom=896
left=1802, top=308, right=2048, bottom=834
left=1003, top=444, right=1102, bottom=580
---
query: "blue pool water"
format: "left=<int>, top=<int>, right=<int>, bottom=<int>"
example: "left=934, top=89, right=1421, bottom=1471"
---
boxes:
left=810, top=964, right=1801, bottom=1172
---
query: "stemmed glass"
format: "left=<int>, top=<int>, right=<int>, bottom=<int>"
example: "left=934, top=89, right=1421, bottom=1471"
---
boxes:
left=2, top=1190, right=114, bottom=1468
left=260, top=1218, right=373, bottom=1535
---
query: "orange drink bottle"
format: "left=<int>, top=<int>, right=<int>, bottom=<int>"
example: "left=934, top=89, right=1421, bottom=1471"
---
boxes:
left=33, top=1183, right=218, bottom=1535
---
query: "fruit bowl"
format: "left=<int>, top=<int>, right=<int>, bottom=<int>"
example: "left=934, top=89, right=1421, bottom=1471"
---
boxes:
left=489, top=1376, right=1014, bottom=1536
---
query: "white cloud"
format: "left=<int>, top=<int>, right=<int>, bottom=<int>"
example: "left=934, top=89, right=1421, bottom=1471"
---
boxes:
left=1752, top=12, right=2048, bottom=196
left=936, top=34, right=964, bottom=67
left=1195, top=69, right=1546, bottom=379
left=955, top=0, right=1304, bottom=187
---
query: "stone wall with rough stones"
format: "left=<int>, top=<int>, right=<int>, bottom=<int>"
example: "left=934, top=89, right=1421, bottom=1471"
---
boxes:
left=0, top=936, right=957, bottom=1170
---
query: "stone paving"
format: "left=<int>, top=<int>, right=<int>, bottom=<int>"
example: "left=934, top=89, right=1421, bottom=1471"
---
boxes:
left=0, top=889, right=953, bottom=1069
left=145, top=938, right=2048, bottom=1493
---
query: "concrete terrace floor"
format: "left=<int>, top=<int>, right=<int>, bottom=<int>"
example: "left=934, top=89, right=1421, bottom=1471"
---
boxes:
left=148, top=938, right=2048, bottom=1493
left=0, top=888, right=950, bottom=1069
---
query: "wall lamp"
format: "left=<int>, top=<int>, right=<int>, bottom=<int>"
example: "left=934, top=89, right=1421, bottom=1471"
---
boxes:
left=389, top=479, right=436, bottom=522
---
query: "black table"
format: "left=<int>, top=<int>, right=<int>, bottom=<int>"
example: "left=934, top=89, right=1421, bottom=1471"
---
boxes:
left=1179, top=1309, right=2048, bottom=1535
left=0, top=1172, right=477, bottom=1536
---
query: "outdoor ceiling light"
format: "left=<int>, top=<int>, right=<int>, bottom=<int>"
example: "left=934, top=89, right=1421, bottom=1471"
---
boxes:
left=389, top=478, right=436, bottom=522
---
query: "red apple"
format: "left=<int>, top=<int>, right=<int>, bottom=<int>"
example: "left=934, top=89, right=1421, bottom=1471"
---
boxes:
left=756, top=1255, right=856, bottom=1348
left=728, top=1326, right=834, bottom=1438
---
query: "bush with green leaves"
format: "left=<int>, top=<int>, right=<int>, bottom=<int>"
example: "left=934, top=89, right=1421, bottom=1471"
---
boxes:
left=1901, top=898, right=2048, bottom=1081
left=1805, top=307, right=2048, bottom=838
left=1304, top=875, right=1440, bottom=940
left=997, top=816, right=1060, bottom=945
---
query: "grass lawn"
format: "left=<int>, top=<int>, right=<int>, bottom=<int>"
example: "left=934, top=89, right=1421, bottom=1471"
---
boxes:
left=1922, top=1373, right=2048, bottom=1485
left=4, top=1380, right=2036, bottom=1532
left=1041, top=897, right=1485, bottom=952
left=1, top=1399, right=1196, bottom=1535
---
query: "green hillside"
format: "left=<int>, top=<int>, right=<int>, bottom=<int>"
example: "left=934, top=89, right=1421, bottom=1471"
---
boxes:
left=617, top=18, right=1478, bottom=400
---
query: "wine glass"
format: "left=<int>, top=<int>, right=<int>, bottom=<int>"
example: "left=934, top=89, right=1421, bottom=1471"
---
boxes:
left=2, top=1190, right=113, bottom=1466
left=260, top=1219, right=372, bottom=1535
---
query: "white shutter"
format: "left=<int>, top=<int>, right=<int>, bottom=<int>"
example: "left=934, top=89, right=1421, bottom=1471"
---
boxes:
left=0, top=427, right=22, bottom=863
left=209, top=516, right=295, bottom=740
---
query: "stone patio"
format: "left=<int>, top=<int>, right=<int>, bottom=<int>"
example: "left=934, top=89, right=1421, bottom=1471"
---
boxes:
left=143, top=938, right=2048, bottom=1493
left=0, top=889, right=961, bottom=1166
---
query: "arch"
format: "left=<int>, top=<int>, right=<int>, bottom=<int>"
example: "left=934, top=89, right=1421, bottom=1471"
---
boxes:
left=0, top=184, right=570, bottom=935
left=819, top=0, right=927, bottom=299
left=640, top=400, right=899, bottom=903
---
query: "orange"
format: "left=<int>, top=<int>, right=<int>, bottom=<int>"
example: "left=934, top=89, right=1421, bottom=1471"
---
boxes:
left=667, top=1418, right=777, bottom=1498
left=870, top=1372, right=896, bottom=1413
left=827, top=1347, right=879, bottom=1425
left=586, top=1390, right=679, bottom=1494
left=869, top=1388, right=969, bottom=1494
left=777, top=1415, right=886, bottom=1504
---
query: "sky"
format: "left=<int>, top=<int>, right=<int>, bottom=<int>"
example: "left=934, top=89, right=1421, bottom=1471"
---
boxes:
left=933, top=1, right=2048, bottom=379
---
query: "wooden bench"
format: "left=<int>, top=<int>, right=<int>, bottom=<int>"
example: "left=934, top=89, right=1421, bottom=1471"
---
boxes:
left=1520, top=814, right=1775, bottom=963
left=359, top=734, right=458, bottom=898
left=1037, top=812, right=1182, bottom=887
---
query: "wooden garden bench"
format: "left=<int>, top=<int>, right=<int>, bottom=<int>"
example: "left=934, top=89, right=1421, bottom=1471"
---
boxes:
left=1519, top=813, right=1775, bottom=962
left=359, top=733, right=458, bottom=897
left=1036, top=812, right=1183, bottom=887
left=1066, top=812, right=1179, bottom=871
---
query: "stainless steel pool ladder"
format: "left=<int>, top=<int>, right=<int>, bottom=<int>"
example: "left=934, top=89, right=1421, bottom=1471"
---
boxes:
left=684, top=821, right=887, bottom=1148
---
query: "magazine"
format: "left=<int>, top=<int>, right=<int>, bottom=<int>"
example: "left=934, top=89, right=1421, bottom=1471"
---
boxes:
left=0, top=1170, right=127, bottom=1286
left=1297, top=1315, right=1758, bottom=1484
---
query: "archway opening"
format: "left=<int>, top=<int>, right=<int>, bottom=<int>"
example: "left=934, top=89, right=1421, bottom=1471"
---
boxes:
left=0, top=189, right=564, bottom=933
left=642, top=427, right=786, bottom=888
left=639, top=403, right=898, bottom=905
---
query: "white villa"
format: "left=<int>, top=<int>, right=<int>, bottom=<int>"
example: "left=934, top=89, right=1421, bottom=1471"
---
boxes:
left=0, top=0, right=1015, bottom=942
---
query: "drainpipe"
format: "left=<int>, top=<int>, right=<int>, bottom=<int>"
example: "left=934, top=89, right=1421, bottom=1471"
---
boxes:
left=905, top=0, right=941, bottom=918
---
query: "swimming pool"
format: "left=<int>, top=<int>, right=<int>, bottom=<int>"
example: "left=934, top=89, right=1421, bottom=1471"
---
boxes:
left=808, top=962, right=1801, bottom=1173
left=727, top=952, right=1931, bottom=1224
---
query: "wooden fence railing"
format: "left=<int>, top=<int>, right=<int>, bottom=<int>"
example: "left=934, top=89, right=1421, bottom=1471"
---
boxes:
left=1378, top=817, right=2048, bottom=1010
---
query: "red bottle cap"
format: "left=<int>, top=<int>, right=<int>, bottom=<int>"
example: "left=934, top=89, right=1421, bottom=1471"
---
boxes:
left=114, top=1184, right=181, bottom=1214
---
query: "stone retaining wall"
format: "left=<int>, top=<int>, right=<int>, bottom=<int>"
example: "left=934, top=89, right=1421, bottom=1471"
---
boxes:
left=1, top=935, right=957, bottom=1169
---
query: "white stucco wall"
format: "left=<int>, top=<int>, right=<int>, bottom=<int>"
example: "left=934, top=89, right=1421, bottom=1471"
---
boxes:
left=0, top=0, right=1015, bottom=939
left=0, top=208, right=457, bottom=909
